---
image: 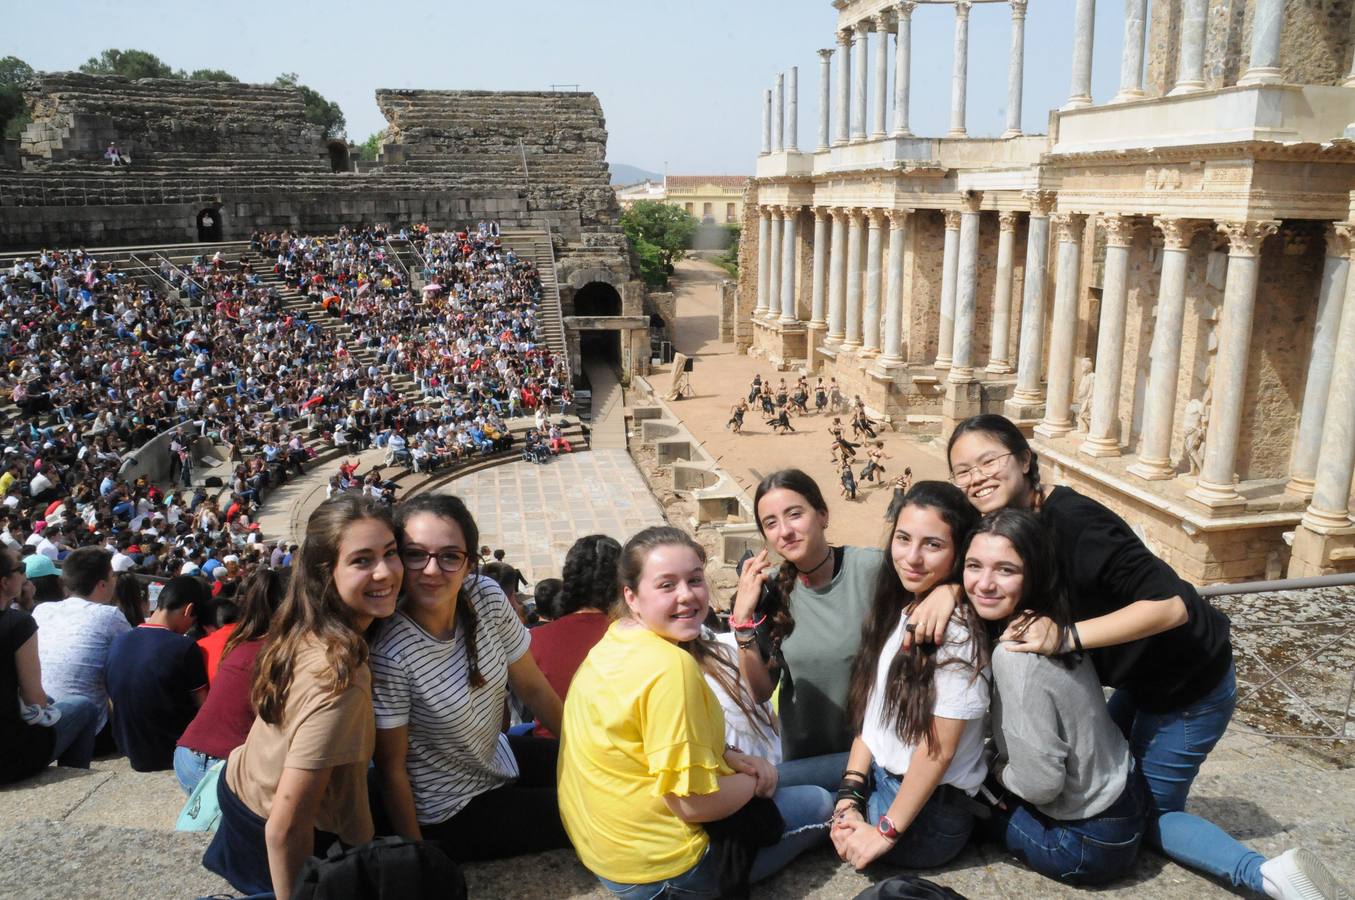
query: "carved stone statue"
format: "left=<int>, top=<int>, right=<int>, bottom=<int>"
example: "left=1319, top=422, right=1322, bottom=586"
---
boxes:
left=1073, top=357, right=1094, bottom=432
left=1182, top=398, right=1207, bottom=476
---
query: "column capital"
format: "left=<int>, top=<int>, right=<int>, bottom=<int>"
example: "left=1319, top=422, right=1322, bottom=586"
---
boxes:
left=1101, top=214, right=1136, bottom=248
left=895, top=0, right=916, bottom=22
left=1022, top=190, right=1057, bottom=216
left=943, top=209, right=963, bottom=230
left=955, top=0, right=972, bottom=20
left=873, top=10, right=892, bottom=30
left=998, top=211, right=1020, bottom=233
left=760, top=205, right=774, bottom=220
left=959, top=191, right=983, bottom=214
left=854, top=18, right=870, bottom=36
left=813, top=206, right=830, bottom=223
left=1010, top=0, right=1028, bottom=18
left=1218, top=219, right=1279, bottom=257
left=866, top=208, right=887, bottom=227
left=817, top=47, right=835, bottom=62
left=1327, top=222, right=1355, bottom=258
left=846, top=206, right=866, bottom=223
left=886, top=208, right=913, bottom=227
left=1153, top=216, right=1203, bottom=250
left=837, top=28, right=853, bottom=47
left=1052, top=212, right=1086, bottom=243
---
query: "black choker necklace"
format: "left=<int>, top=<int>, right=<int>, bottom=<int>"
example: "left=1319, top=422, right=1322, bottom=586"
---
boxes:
left=798, top=547, right=834, bottom=586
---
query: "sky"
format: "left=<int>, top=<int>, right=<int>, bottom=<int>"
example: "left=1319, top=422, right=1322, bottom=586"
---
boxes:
left=3, top=0, right=1132, bottom=176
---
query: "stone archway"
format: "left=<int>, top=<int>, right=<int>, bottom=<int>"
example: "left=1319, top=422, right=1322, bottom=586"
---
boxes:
left=327, top=140, right=351, bottom=173
left=196, top=207, right=223, bottom=242
left=574, top=280, right=622, bottom=317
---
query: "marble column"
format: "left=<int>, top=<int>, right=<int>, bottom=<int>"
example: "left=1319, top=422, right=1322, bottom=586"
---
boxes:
left=935, top=210, right=962, bottom=369
left=773, top=74, right=785, bottom=153
left=1064, top=0, right=1096, bottom=110
left=817, top=49, right=834, bottom=151
left=827, top=207, right=848, bottom=342
left=844, top=209, right=865, bottom=347
left=1008, top=191, right=1056, bottom=411
left=1187, top=220, right=1280, bottom=510
left=1081, top=215, right=1136, bottom=457
left=761, top=90, right=772, bottom=155
left=872, top=13, right=890, bottom=139
left=1130, top=218, right=1200, bottom=480
left=780, top=206, right=799, bottom=323
left=1240, top=0, right=1285, bottom=85
left=835, top=30, right=852, bottom=147
left=1169, top=0, right=1208, bottom=95
left=949, top=193, right=982, bottom=383
left=1003, top=0, right=1027, bottom=137
left=949, top=2, right=972, bottom=137
left=1301, top=246, right=1355, bottom=531
left=987, top=212, right=1019, bottom=374
left=1035, top=213, right=1086, bottom=437
left=893, top=1, right=914, bottom=137
left=767, top=208, right=784, bottom=319
left=786, top=67, right=799, bottom=152
left=756, top=207, right=771, bottom=314
left=1113, top=0, right=1148, bottom=102
left=810, top=208, right=830, bottom=326
left=882, top=209, right=910, bottom=363
left=1288, top=224, right=1352, bottom=496
left=852, top=21, right=869, bottom=142
left=863, top=209, right=885, bottom=354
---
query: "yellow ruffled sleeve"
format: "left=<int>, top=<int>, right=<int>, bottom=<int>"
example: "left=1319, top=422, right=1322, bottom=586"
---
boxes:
left=640, top=647, right=735, bottom=798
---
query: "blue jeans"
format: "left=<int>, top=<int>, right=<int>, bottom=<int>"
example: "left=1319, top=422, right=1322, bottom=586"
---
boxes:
left=50, top=696, right=99, bottom=768
left=1106, top=663, right=1265, bottom=894
left=174, top=745, right=225, bottom=795
left=597, top=785, right=832, bottom=898
left=867, top=762, right=975, bottom=869
left=995, top=765, right=1149, bottom=885
left=777, top=751, right=849, bottom=793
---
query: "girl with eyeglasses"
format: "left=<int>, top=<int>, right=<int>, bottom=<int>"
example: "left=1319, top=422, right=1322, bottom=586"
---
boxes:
left=915, top=414, right=1340, bottom=899
left=370, top=493, right=567, bottom=862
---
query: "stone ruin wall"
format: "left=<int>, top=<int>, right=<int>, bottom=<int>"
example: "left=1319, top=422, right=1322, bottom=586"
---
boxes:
left=18, top=73, right=327, bottom=171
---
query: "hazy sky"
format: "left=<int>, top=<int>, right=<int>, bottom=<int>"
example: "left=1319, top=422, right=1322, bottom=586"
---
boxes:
left=3, top=0, right=1130, bottom=175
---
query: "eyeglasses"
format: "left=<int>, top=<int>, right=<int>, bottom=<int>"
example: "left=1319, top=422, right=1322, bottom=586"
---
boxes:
left=400, top=548, right=469, bottom=573
left=950, top=452, right=1013, bottom=486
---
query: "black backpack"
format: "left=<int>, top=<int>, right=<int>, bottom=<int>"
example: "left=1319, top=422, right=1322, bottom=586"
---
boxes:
left=290, top=836, right=467, bottom=900
left=854, top=874, right=969, bottom=900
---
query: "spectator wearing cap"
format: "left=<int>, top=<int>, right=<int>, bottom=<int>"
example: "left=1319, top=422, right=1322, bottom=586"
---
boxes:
left=24, top=554, right=64, bottom=605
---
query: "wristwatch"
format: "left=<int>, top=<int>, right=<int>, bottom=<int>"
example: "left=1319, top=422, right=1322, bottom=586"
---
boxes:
left=877, top=814, right=900, bottom=842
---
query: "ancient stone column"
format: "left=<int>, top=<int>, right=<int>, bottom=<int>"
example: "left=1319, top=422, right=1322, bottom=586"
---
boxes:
left=767, top=207, right=784, bottom=318
left=1113, top=0, right=1148, bottom=102
left=817, top=49, right=834, bottom=151
left=835, top=30, right=852, bottom=147
left=935, top=210, right=963, bottom=370
left=882, top=209, right=910, bottom=363
left=786, top=67, right=799, bottom=152
left=1064, top=0, right=1096, bottom=110
left=987, top=212, right=1019, bottom=374
left=756, top=207, right=772, bottom=314
left=1300, top=255, right=1355, bottom=531
left=1080, top=215, right=1135, bottom=457
left=773, top=74, right=785, bottom=153
left=872, top=13, right=890, bottom=139
left=1169, top=0, right=1208, bottom=95
left=949, top=193, right=983, bottom=383
left=950, top=2, right=972, bottom=137
left=828, top=207, right=848, bottom=342
left=1129, top=218, right=1200, bottom=480
left=1035, top=213, right=1086, bottom=437
left=761, top=90, right=772, bottom=156
left=1240, top=0, right=1285, bottom=85
left=853, top=21, right=870, bottom=142
left=1187, top=220, right=1280, bottom=510
left=844, top=209, right=865, bottom=347
left=1008, top=192, right=1056, bottom=414
left=893, top=2, right=914, bottom=137
left=811, top=208, right=830, bottom=326
left=1003, top=0, right=1027, bottom=137
left=780, top=206, right=800, bottom=323
left=863, top=209, right=885, bottom=354
left=1288, top=224, right=1352, bottom=496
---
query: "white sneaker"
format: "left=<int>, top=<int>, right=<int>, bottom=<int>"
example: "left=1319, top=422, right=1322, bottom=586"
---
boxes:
left=1260, top=848, right=1351, bottom=900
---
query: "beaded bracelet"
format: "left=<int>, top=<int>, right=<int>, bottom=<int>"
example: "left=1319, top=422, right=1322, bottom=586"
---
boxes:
left=729, top=614, right=767, bottom=631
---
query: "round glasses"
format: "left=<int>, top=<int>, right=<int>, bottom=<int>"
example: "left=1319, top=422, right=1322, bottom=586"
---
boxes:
left=950, top=452, right=1013, bottom=486
left=400, top=549, right=469, bottom=573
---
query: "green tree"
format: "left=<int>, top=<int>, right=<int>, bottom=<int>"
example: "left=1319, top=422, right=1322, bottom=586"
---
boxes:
left=716, top=223, right=741, bottom=278
left=620, top=200, right=697, bottom=279
left=0, top=56, right=34, bottom=140
left=79, top=49, right=178, bottom=80
left=357, top=131, right=384, bottom=162
left=274, top=72, right=346, bottom=140
left=187, top=69, right=239, bottom=82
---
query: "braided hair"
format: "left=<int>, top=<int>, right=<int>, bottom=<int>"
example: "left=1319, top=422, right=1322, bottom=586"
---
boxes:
left=752, top=468, right=836, bottom=648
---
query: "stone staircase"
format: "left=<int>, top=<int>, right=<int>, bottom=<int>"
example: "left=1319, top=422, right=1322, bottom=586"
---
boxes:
left=500, top=228, right=568, bottom=371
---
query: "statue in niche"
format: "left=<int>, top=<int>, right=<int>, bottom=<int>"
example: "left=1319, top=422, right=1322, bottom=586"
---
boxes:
left=1182, top=398, right=1208, bottom=476
left=1073, top=357, right=1094, bottom=432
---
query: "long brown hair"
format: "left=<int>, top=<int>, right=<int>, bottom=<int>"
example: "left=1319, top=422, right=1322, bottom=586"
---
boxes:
left=252, top=494, right=395, bottom=725
left=751, top=468, right=835, bottom=647
left=846, top=482, right=985, bottom=755
left=618, top=526, right=776, bottom=734
left=222, top=566, right=289, bottom=660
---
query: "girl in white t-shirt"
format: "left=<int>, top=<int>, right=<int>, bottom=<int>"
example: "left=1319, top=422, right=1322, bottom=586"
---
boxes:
left=831, top=481, right=988, bottom=871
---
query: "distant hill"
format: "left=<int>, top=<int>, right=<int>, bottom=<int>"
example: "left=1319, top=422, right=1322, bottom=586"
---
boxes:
left=610, top=163, right=662, bottom=186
